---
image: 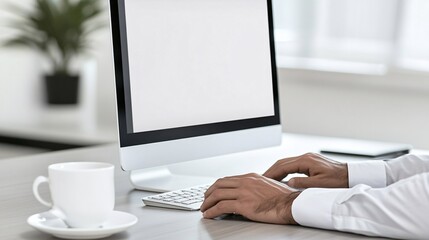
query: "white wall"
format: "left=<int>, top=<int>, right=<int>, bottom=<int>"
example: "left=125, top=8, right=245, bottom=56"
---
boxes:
left=278, top=68, right=429, bottom=149
left=0, top=0, right=42, bottom=122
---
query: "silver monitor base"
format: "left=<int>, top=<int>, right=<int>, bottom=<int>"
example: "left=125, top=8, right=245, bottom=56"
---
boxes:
left=129, top=167, right=216, bottom=192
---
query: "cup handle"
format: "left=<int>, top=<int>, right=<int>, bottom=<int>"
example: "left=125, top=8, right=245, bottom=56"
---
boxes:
left=33, top=176, right=53, bottom=208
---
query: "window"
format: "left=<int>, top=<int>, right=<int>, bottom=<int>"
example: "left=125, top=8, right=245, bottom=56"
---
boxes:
left=273, top=0, right=429, bottom=74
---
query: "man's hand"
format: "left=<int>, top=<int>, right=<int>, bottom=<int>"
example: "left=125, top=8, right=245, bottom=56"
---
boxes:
left=201, top=173, right=301, bottom=225
left=263, top=153, right=348, bottom=189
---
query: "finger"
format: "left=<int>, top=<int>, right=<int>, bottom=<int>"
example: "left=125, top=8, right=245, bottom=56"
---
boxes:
left=287, top=176, right=318, bottom=189
left=200, top=189, right=238, bottom=212
left=204, top=178, right=240, bottom=198
left=263, top=156, right=300, bottom=179
left=263, top=157, right=310, bottom=181
left=203, top=200, right=239, bottom=219
left=223, top=172, right=260, bottom=179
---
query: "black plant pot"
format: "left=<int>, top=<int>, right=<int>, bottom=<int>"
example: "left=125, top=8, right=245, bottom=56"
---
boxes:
left=45, top=74, right=79, bottom=105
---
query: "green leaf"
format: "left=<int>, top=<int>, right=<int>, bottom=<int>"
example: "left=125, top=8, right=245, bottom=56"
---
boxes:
left=2, top=0, right=105, bottom=74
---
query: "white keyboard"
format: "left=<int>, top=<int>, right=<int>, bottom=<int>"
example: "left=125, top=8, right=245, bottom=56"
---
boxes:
left=142, top=185, right=210, bottom=211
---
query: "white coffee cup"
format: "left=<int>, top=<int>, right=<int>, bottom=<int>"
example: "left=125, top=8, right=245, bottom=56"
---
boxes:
left=32, top=162, right=115, bottom=228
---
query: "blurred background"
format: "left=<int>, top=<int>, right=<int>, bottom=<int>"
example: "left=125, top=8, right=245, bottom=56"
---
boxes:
left=1, top=0, right=429, bottom=159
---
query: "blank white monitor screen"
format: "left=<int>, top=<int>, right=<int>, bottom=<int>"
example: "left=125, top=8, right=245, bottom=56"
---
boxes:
left=124, top=0, right=275, bottom=133
left=111, top=0, right=280, bottom=183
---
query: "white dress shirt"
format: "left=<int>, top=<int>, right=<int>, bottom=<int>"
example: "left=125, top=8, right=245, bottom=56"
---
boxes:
left=291, top=154, right=429, bottom=239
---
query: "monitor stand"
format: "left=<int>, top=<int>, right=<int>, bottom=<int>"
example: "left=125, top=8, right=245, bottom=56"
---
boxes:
left=129, top=167, right=216, bottom=192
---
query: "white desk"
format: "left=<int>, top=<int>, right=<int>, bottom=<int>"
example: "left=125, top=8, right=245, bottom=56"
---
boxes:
left=2, top=133, right=413, bottom=239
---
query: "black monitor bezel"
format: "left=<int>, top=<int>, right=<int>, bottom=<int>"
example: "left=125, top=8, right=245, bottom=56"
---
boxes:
left=110, top=0, right=280, bottom=147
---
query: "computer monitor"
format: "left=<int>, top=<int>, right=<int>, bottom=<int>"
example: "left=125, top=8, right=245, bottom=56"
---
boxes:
left=110, top=0, right=281, bottom=192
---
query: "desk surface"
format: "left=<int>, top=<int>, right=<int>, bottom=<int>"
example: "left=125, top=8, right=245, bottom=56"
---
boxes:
left=2, top=133, right=418, bottom=240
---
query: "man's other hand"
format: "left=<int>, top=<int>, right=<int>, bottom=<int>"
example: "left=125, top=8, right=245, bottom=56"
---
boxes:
left=263, top=153, right=348, bottom=189
left=201, top=173, right=301, bottom=224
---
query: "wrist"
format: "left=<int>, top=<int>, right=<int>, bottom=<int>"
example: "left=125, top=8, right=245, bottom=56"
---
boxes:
left=340, top=163, right=349, bottom=188
left=283, top=190, right=302, bottom=225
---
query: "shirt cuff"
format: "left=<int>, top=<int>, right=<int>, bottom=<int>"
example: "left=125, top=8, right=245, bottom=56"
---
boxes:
left=347, top=161, right=387, bottom=188
left=292, top=188, right=348, bottom=230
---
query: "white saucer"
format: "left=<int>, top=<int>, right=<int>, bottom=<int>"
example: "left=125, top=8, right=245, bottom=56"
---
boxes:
left=27, top=210, right=138, bottom=239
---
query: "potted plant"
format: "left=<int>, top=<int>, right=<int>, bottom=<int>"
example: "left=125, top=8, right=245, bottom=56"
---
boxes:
left=3, top=0, right=104, bottom=105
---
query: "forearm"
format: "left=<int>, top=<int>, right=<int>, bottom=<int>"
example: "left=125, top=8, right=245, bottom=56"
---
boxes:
left=292, top=173, right=429, bottom=239
left=347, top=154, right=429, bottom=187
left=385, top=154, right=429, bottom=184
